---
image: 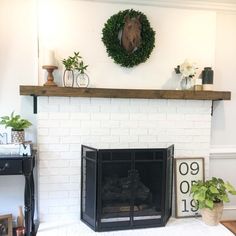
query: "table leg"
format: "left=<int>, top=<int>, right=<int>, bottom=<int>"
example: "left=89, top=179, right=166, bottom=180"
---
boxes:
left=24, top=174, right=32, bottom=236
left=31, top=173, right=35, bottom=235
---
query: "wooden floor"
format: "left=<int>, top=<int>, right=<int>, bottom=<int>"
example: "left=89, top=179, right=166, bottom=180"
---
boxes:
left=221, top=221, right=236, bottom=235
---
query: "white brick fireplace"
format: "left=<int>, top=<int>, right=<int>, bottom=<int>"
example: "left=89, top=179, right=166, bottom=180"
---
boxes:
left=37, top=97, right=212, bottom=222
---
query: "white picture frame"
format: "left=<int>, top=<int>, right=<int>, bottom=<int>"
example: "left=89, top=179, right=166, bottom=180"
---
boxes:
left=174, top=157, right=205, bottom=218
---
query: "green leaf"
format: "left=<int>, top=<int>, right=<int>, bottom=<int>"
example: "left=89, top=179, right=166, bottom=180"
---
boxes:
left=210, top=186, right=219, bottom=194
left=205, top=199, right=214, bottom=209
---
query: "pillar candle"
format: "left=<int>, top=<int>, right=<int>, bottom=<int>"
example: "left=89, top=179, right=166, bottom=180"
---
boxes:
left=43, top=49, right=55, bottom=66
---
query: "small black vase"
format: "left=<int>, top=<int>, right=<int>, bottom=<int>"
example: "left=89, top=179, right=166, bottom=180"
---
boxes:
left=202, top=67, right=214, bottom=90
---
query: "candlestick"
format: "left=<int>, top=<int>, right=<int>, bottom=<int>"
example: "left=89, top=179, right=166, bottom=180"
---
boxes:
left=42, top=65, right=58, bottom=86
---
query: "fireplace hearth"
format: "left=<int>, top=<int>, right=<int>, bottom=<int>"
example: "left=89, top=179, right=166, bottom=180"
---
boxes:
left=81, top=145, right=174, bottom=232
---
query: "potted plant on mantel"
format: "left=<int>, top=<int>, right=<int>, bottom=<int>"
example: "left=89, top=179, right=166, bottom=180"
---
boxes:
left=191, top=177, right=236, bottom=226
left=0, top=112, right=32, bottom=144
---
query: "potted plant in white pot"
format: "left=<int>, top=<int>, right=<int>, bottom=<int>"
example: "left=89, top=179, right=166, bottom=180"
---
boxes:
left=0, top=112, right=32, bottom=143
left=191, top=177, right=236, bottom=226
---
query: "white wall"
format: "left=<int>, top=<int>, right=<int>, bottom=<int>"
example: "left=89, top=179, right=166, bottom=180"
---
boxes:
left=0, top=0, right=38, bottom=218
left=211, top=12, right=236, bottom=146
left=38, top=0, right=216, bottom=89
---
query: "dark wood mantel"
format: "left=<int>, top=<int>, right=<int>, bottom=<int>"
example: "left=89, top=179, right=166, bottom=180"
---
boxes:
left=19, top=85, right=231, bottom=113
left=20, top=85, right=231, bottom=100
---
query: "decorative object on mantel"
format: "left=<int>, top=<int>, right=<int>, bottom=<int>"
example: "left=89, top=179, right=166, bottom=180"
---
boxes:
left=102, top=9, right=155, bottom=68
left=191, top=177, right=236, bottom=226
left=62, top=52, right=89, bottom=87
left=0, top=112, right=32, bottom=144
left=175, top=59, right=198, bottom=90
left=76, top=61, right=89, bottom=88
left=202, top=67, right=214, bottom=91
left=42, top=49, right=58, bottom=86
left=175, top=158, right=205, bottom=218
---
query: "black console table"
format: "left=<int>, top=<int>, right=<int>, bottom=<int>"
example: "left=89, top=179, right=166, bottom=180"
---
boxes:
left=0, top=151, right=36, bottom=236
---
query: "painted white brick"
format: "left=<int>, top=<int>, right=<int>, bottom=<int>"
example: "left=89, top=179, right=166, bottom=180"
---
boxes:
left=70, top=113, right=90, bottom=120
left=70, top=175, right=80, bottom=183
left=61, top=136, right=81, bottom=144
left=40, top=176, right=70, bottom=184
left=119, top=135, right=139, bottom=143
left=37, top=112, right=49, bottom=120
left=139, top=135, right=157, bottom=143
left=38, top=128, right=49, bottom=136
left=46, top=160, right=70, bottom=168
left=37, top=97, right=212, bottom=222
left=38, top=136, right=60, bottom=144
left=80, top=104, right=100, bottom=112
left=111, top=128, right=129, bottom=136
left=70, top=97, right=90, bottom=105
left=148, top=113, right=166, bottom=121
left=61, top=120, right=81, bottom=128
left=49, top=112, right=70, bottom=120
left=101, top=120, right=120, bottom=128
left=39, top=144, right=70, bottom=152
left=39, top=152, right=61, bottom=160
left=70, top=128, right=90, bottom=135
left=167, top=114, right=185, bottom=121
left=130, top=113, right=148, bottom=121
left=130, top=128, right=148, bottom=135
left=40, top=167, right=79, bottom=176
left=110, top=113, right=129, bottom=120
left=49, top=97, right=70, bottom=105
left=80, top=120, right=100, bottom=128
left=91, top=113, right=110, bottom=121
left=38, top=120, right=60, bottom=128
left=70, top=160, right=80, bottom=167
left=49, top=191, right=69, bottom=199
left=100, top=136, right=119, bottom=143
left=91, top=128, right=110, bottom=136
left=49, top=128, right=70, bottom=136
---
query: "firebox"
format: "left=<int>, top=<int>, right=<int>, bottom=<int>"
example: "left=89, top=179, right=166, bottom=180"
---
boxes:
left=81, top=145, right=174, bottom=232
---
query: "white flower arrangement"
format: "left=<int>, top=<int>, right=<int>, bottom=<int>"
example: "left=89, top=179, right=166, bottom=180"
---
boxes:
left=175, top=59, right=198, bottom=78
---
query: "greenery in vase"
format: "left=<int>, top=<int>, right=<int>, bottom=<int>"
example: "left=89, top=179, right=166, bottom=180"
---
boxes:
left=0, top=112, right=32, bottom=131
left=62, top=51, right=88, bottom=73
left=190, top=177, right=236, bottom=210
left=77, top=61, right=88, bottom=74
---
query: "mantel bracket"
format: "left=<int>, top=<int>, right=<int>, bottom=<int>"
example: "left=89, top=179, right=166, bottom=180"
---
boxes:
left=31, top=94, right=38, bottom=114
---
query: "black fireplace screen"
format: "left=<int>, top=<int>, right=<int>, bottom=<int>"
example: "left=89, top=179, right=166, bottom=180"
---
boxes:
left=81, top=145, right=174, bottom=232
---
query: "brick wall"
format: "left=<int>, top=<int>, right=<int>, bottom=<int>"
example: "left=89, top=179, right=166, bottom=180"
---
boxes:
left=37, top=97, right=212, bottom=222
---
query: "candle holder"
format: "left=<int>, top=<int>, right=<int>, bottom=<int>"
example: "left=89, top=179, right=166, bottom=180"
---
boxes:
left=42, top=65, right=58, bottom=86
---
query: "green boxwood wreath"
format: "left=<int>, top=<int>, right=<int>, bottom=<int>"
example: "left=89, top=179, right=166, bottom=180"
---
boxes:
left=102, top=9, right=155, bottom=68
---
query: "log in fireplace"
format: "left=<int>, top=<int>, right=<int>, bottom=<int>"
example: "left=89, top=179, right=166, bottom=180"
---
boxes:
left=81, top=145, right=174, bottom=232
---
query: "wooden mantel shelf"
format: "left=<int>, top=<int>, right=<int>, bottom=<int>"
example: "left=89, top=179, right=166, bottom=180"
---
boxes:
left=20, top=85, right=231, bottom=100
left=19, top=85, right=231, bottom=113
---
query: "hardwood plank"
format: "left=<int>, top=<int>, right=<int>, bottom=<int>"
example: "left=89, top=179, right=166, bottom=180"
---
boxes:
left=221, top=220, right=236, bottom=235
left=19, top=85, right=231, bottom=101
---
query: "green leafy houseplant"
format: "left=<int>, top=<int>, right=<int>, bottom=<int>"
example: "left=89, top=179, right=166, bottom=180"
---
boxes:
left=191, top=177, right=236, bottom=225
left=0, top=112, right=32, bottom=131
left=191, top=177, right=236, bottom=210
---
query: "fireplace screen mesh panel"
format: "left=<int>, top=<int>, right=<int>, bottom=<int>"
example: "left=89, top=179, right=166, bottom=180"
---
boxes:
left=81, top=145, right=174, bottom=232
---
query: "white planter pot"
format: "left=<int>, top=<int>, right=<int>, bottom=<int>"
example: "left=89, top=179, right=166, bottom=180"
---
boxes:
left=201, top=202, right=223, bottom=226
